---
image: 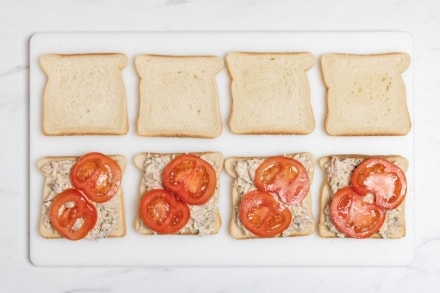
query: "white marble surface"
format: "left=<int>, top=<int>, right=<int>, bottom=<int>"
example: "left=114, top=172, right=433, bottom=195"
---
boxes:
left=1, top=0, right=439, bottom=292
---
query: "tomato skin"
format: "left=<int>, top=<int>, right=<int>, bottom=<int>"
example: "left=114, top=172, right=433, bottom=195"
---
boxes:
left=139, top=189, right=190, bottom=234
left=49, top=189, right=97, bottom=241
left=239, top=190, right=292, bottom=237
left=162, top=154, right=216, bottom=205
left=70, top=152, right=122, bottom=203
left=330, top=187, right=386, bottom=239
left=254, top=156, right=310, bottom=205
left=351, top=158, right=407, bottom=210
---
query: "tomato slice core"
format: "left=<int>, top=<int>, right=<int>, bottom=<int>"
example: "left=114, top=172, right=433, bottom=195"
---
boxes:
left=139, top=189, right=190, bottom=234
left=351, top=158, right=407, bottom=210
left=239, top=190, right=292, bottom=237
left=162, top=154, right=216, bottom=205
left=330, top=187, right=386, bottom=239
left=70, top=152, right=122, bottom=203
left=255, top=156, right=309, bottom=205
left=49, top=189, right=97, bottom=240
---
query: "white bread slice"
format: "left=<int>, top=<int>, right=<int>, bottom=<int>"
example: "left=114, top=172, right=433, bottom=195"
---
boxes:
left=135, top=55, right=224, bottom=138
left=224, top=153, right=315, bottom=239
left=134, top=152, right=223, bottom=235
left=318, top=155, right=408, bottom=239
left=37, top=155, right=127, bottom=240
left=226, top=52, right=315, bottom=135
left=40, top=53, right=129, bottom=135
left=321, top=53, right=411, bottom=136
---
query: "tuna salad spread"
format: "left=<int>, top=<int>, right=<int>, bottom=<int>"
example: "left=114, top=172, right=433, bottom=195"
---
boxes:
left=231, top=153, right=315, bottom=238
left=39, top=158, right=121, bottom=240
left=321, top=156, right=405, bottom=239
left=138, top=153, right=220, bottom=236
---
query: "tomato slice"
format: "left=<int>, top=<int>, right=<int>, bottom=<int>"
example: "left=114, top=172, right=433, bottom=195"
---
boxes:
left=330, top=186, right=386, bottom=239
left=49, top=189, right=97, bottom=240
left=70, top=152, right=122, bottom=203
left=239, top=190, right=292, bottom=237
left=351, top=158, right=407, bottom=210
left=162, top=154, right=216, bottom=205
left=254, top=156, right=310, bottom=205
left=139, top=189, right=190, bottom=234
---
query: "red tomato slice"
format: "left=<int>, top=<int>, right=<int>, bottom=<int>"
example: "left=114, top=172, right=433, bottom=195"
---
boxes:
left=254, top=156, right=310, bottom=205
left=162, top=154, right=216, bottom=205
left=49, top=189, right=97, bottom=241
left=351, top=158, right=407, bottom=210
left=330, top=187, right=386, bottom=239
left=239, top=190, right=292, bottom=237
left=139, top=189, right=190, bottom=234
left=70, top=152, right=122, bottom=203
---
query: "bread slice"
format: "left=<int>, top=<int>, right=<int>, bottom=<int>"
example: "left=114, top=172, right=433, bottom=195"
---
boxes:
left=40, top=53, right=129, bottom=136
left=134, top=152, right=223, bottom=235
left=37, top=155, right=127, bottom=240
left=318, top=155, right=408, bottom=239
left=135, top=55, right=224, bottom=138
left=321, top=53, right=411, bottom=136
left=226, top=52, right=315, bottom=135
left=224, top=153, right=315, bottom=239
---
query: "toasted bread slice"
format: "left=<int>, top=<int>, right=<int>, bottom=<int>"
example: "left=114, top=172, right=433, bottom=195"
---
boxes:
left=135, top=55, right=224, bottom=138
left=134, top=152, right=223, bottom=235
left=321, top=53, right=411, bottom=136
left=224, top=153, right=315, bottom=239
left=318, top=155, right=408, bottom=239
left=40, top=53, right=129, bottom=135
left=37, top=155, right=127, bottom=240
left=226, top=52, right=315, bottom=135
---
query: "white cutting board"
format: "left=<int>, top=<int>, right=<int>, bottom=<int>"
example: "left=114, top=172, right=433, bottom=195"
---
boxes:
left=29, top=31, right=414, bottom=267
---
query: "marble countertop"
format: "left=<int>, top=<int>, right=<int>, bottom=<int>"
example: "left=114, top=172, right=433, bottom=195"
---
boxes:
left=1, top=0, right=440, bottom=292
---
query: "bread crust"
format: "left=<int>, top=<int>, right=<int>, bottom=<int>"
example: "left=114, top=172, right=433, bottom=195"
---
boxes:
left=321, top=52, right=411, bottom=136
left=318, top=154, right=408, bottom=239
left=135, top=54, right=224, bottom=138
left=226, top=52, right=315, bottom=135
left=224, top=153, right=315, bottom=239
left=37, top=155, right=127, bottom=240
left=40, top=53, right=129, bottom=136
left=134, top=152, right=223, bottom=236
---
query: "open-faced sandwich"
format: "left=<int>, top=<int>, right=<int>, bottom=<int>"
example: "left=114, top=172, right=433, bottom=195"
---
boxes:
left=37, top=152, right=126, bottom=241
left=224, top=153, right=315, bottom=239
left=318, top=155, right=408, bottom=239
left=134, top=152, right=223, bottom=235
